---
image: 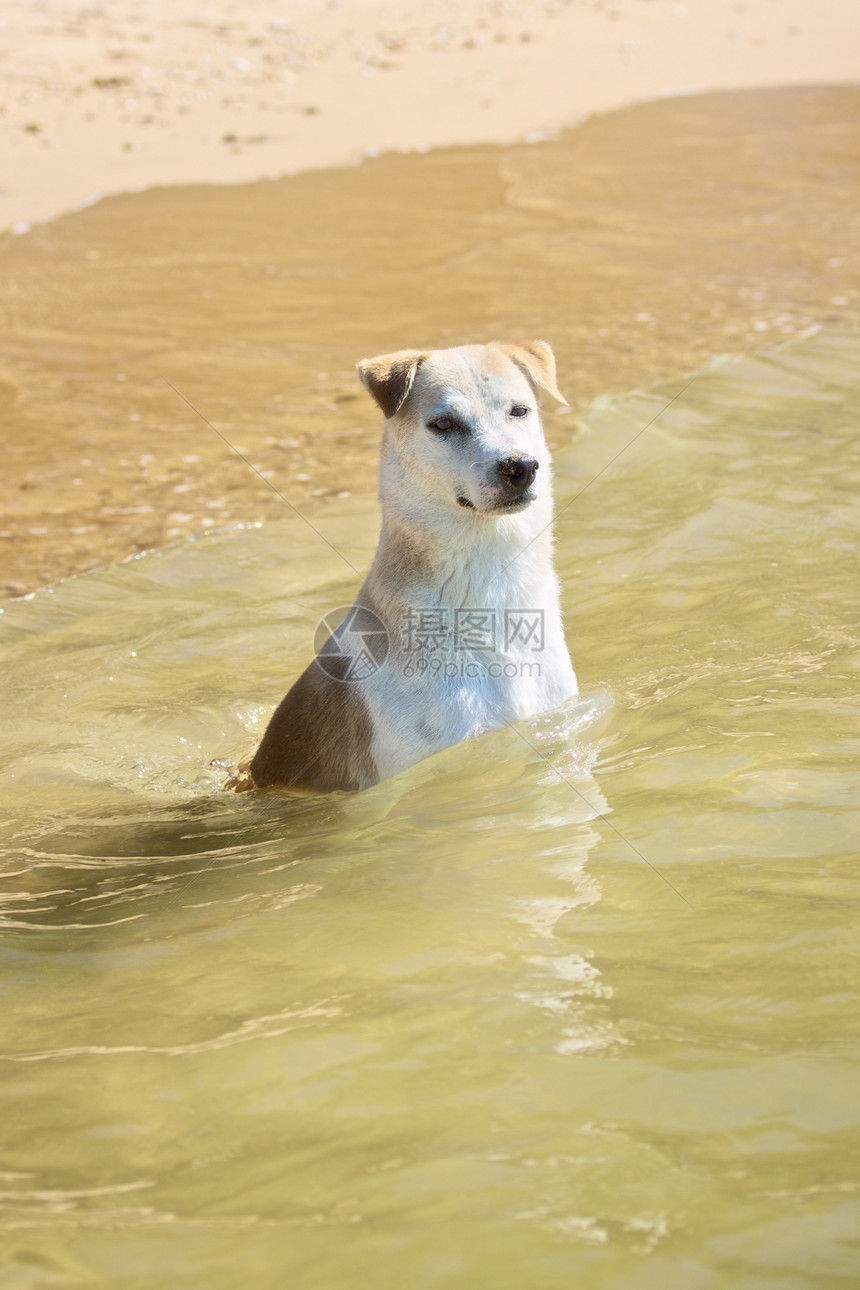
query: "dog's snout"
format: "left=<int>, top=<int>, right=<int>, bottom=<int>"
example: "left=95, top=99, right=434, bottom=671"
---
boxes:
left=497, top=455, right=539, bottom=490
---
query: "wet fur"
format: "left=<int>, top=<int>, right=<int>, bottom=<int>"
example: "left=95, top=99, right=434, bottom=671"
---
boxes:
left=248, top=652, right=377, bottom=792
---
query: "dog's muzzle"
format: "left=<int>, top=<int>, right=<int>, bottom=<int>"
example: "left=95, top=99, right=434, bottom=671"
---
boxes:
left=458, top=455, right=540, bottom=512
left=480, top=454, right=540, bottom=513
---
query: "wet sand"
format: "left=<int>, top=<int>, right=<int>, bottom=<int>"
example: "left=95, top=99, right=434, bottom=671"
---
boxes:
left=1, top=84, right=859, bottom=598
left=3, top=0, right=859, bottom=234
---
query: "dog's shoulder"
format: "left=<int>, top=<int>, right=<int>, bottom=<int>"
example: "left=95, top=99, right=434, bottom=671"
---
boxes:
left=248, top=659, right=377, bottom=793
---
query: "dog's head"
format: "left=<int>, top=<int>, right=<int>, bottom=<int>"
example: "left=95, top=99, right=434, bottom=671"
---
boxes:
left=357, top=341, right=566, bottom=517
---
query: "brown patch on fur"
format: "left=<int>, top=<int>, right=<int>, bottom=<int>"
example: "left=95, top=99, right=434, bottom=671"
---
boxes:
left=248, top=660, right=377, bottom=793
left=357, top=349, right=426, bottom=420
left=494, top=340, right=567, bottom=405
left=368, top=523, right=432, bottom=595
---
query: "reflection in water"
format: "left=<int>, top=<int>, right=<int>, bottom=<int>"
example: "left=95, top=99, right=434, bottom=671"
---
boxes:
left=0, top=332, right=858, bottom=1285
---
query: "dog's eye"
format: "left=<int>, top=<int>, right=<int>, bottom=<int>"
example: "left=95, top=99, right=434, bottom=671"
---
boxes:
left=429, top=416, right=455, bottom=434
left=510, top=405, right=530, bottom=418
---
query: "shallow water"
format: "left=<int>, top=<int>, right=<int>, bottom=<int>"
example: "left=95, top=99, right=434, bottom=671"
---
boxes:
left=1, top=331, right=858, bottom=1287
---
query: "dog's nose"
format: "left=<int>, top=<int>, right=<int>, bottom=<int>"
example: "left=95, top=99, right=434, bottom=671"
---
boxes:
left=498, top=455, right=539, bottom=490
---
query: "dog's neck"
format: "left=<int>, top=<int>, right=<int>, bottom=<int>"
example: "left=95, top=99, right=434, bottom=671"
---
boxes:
left=367, top=451, right=559, bottom=620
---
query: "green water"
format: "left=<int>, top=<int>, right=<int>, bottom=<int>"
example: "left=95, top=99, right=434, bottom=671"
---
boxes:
left=1, top=332, right=858, bottom=1287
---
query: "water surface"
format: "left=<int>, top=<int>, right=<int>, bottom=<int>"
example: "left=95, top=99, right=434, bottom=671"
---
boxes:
left=0, top=331, right=858, bottom=1287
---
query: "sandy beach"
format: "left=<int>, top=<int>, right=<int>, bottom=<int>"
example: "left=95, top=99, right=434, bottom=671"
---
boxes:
left=0, top=0, right=858, bottom=597
left=2, top=0, right=859, bottom=234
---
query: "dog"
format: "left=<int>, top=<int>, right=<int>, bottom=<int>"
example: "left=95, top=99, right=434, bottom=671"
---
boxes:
left=245, top=340, right=577, bottom=793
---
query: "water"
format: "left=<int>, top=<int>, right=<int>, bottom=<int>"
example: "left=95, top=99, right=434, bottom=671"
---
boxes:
left=1, top=331, right=858, bottom=1287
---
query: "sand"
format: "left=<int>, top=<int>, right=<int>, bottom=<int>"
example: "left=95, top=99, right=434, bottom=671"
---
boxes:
left=2, top=0, right=859, bottom=234
left=0, top=0, right=858, bottom=598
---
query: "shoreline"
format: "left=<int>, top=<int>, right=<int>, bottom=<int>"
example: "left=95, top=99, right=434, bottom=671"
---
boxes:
left=2, top=0, right=859, bottom=233
left=1, top=0, right=859, bottom=601
left=2, top=83, right=858, bottom=600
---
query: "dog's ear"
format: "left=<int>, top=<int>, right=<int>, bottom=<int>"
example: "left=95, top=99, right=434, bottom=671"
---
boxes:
left=496, top=340, right=568, bottom=406
left=357, top=350, right=426, bottom=420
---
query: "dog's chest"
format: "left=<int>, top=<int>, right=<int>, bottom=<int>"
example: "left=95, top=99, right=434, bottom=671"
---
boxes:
left=367, top=564, right=575, bottom=780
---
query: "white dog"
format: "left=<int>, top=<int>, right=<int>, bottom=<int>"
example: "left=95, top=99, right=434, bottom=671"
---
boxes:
left=246, top=340, right=577, bottom=792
